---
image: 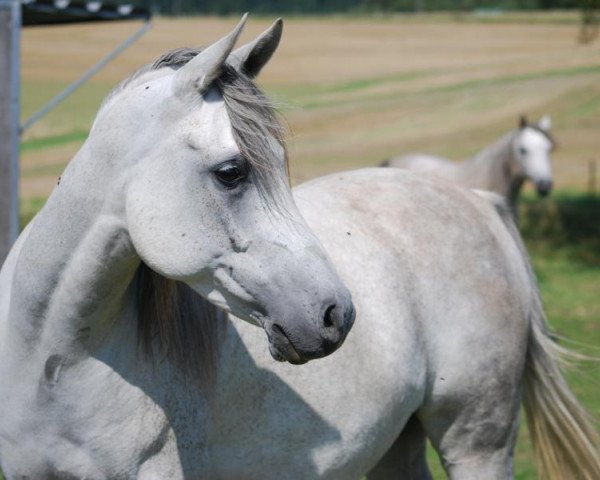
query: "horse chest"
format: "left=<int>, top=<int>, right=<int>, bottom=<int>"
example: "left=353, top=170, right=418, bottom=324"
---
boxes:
left=0, top=354, right=210, bottom=479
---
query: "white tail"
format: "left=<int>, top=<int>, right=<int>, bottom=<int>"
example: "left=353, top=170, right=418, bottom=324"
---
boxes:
left=487, top=195, right=600, bottom=479
left=523, top=292, right=600, bottom=480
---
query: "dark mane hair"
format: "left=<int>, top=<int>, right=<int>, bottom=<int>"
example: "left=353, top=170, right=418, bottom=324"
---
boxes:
left=106, top=47, right=289, bottom=386
left=136, top=264, right=225, bottom=387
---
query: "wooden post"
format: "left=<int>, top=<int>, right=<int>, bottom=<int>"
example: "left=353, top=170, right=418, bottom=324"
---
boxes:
left=589, top=159, right=597, bottom=196
left=0, top=0, right=20, bottom=266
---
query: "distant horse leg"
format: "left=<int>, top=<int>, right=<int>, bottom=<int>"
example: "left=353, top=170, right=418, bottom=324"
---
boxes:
left=366, top=414, right=432, bottom=480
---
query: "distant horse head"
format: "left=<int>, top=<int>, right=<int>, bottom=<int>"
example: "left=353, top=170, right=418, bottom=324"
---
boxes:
left=90, top=16, right=354, bottom=364
left=512, top=115, right=556, bottom=197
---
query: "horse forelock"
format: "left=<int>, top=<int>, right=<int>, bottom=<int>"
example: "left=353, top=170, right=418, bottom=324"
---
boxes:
left=521, top=125, right=557, bottom=150
left=215, top=64, right=292, bottom=214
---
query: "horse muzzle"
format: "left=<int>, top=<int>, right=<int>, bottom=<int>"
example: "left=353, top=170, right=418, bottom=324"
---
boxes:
left=536, top=179, right=553, bottom=197
left=266, top=299, right=356, bottom=364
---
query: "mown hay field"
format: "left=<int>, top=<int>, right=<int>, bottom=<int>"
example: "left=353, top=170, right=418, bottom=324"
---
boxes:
left=20, top=13, right=600, bottom=194
left=11, top=12, right=600, bottom=479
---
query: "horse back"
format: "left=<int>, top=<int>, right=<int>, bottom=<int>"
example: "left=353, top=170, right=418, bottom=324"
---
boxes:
left=385, top=154, right=462, bottom=181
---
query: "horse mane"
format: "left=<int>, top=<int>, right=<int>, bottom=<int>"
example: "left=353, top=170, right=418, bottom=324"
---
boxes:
left=111, top=47, right=290, bottom=385
left=468, top=131, right=515, bottom=167
left=137, top=263, right=226, bottom=387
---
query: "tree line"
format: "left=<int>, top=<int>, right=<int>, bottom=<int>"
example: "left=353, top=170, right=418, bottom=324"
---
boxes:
left=144, top=0, right=585, bottom=15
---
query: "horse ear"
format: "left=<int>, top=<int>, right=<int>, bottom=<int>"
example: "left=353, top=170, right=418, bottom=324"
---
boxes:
left=538, top=115, right=552, bottom=131
left=228, top=18, right=283, bottom=78
left=174, top=13, right=248, bottom=96
left=519, top=115, right=528, bottom=129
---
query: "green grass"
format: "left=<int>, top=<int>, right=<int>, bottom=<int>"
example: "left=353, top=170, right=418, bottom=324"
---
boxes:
left=21, top=80, right=110, bottom=142
left=22, top=60, right=598, bottom=135
left=268, top=64, right=600, bottom=114
left=20, top=197, right=48, bottom=227
left=520, top=192, right=600, bottom=266
left=21, top=130, right=88, bottom=153
left=269, top=70, right=434, bottom=107
left=424, top=65, right=600, bottom=94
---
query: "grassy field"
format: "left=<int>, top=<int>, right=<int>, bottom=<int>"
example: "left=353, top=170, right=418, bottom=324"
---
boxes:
left=20, top=11, right=600, bottom=195
left=4, top=11, right=599, bottom=479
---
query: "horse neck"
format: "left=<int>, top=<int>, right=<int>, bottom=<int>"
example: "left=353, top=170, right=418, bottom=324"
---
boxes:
left=6, top=143, right=226, bottom=390
left=6, top=144, right=140, bottom=361
left=461, top=131, right=524, bottom=208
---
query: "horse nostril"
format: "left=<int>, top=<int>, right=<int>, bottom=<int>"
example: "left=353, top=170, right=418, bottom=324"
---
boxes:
left=323, top=304, right=336, bottom=328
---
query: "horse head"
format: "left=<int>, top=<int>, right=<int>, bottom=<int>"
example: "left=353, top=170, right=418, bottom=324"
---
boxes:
left=512, top=115, right=556, bottom=197
left=89, top=16, right=355, bottom=364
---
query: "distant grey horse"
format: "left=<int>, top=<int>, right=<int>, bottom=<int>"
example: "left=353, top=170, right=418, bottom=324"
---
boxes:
left=383, top=116, right=556, bottom=218
left=1, top=16, right=599, bottom=480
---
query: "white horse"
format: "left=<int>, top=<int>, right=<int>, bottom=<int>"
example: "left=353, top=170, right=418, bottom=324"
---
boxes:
left=383, top=116, right=556, bottom=218
left=1, top=17, right=599, bottom=480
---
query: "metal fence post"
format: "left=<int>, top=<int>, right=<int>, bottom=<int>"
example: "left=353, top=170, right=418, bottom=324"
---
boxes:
left=0, top=0, right=20, bottom=266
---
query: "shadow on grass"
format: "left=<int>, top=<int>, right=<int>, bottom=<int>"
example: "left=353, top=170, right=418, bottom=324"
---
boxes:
left=519, top=192, right=600, bottom=266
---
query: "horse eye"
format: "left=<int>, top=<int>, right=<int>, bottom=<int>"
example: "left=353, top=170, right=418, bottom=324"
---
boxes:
left=214, top=162, right=248, bottom=189
left=519, top=146, right=528, bottom=156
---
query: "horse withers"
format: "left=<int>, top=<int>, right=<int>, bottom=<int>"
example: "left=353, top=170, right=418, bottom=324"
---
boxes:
left=1, top=17, right=598, bottom=480
left=383, top=115, right=556, bottom=218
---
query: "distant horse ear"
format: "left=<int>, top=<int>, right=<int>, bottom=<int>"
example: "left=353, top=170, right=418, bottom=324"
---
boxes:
left=174, top=14, right=247, bottom=97
left=228, top=18, right=283, bottom=78
left=519, top=115, right=528, bottom=129
left=538, top=115, right=552, bottom=131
